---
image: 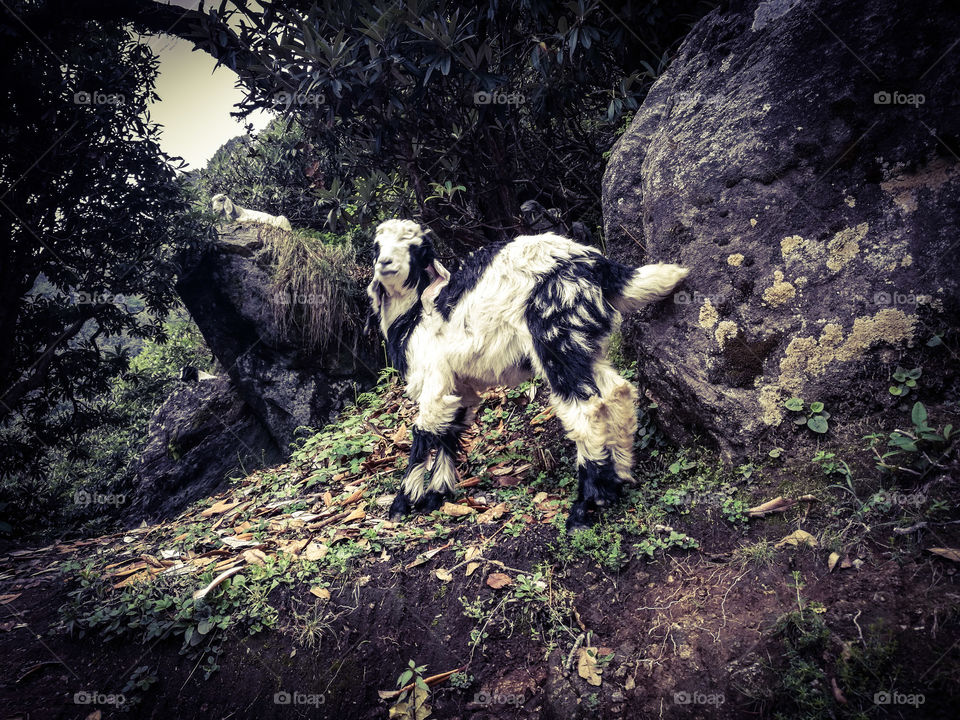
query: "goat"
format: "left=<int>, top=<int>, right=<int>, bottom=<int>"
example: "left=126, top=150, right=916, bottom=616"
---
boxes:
left=367, top=219, right=688, bottom=529
left=211, top=193, right=292, bottom=231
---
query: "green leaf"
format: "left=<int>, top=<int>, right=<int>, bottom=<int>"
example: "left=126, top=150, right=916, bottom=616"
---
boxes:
left=911, top=402, right=928, bottom=427
left=889, top=385, right=903, bottom=396
left=944, top=424, right=953, bottom=440
left=794, top=417, right=808, bottom=425
left=809, top=401, right=824, bottom=414
left=927, top=335, right=942, bottom=347
left=807, top=415, right=829, bottom=434
left=768, top=448, right=783, bottom=458
left=197, top=619, right=213, bottom=635
left=784, top=397, right=804, bottom=411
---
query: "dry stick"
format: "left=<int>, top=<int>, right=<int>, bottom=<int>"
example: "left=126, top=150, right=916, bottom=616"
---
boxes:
left=380, top=665, right=469, bottom=699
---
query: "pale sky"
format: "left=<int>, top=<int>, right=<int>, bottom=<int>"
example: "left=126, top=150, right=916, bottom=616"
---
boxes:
left=142, top=2, right=273, bottom=171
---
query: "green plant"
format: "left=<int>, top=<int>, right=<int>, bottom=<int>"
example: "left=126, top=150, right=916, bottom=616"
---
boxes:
left=449, top=672, right=473, bottom=690
left=888, top=365, right=921, bottom=397
left=784, top=397, right=830, bottom=434
left=871, top=401, right=953, bottom=476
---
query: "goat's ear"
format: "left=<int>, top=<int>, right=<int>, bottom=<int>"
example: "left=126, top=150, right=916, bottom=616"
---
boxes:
left=365, top=279, right=384, bottom=333
left=223, top=196, right=235, bottom=217
left=422, top=259, right=451, bottom=307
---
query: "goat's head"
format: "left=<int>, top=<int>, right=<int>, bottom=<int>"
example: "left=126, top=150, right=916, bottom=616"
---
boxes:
left=210, top=194, right=237, bottom=219
left=366, top=219, right=448, bottom=334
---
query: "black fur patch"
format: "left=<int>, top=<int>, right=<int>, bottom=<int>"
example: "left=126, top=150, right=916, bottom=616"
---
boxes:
left=436, top=406, right=469, bottom=456
left=593, top=255, right=635, bottom=302
left=385, top=302, right=422, bottom=377
left=525, top=253, right=616, bottom=401
left=405, top=239, right=436, bottom=291
left=434, top=242, right=507, bottom=320
left=567, top=456, right=619, bottom=530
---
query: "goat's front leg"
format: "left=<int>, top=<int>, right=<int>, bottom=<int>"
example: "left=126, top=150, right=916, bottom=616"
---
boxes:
left=388, top=427, right=435, bottom=520
left=389, top=390, right=466, bottom=520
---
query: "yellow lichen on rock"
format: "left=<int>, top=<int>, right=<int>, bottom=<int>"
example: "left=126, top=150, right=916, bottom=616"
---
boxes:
left=826, top=222, right=868, bottom=271
left=715, top=320, right=739, bottom=349
left=758, top=384, right=785, bottom=426
left=699, top=298, right=718, bottom=329
left=727, top=253, right=744, bottom=267
left=762, top=270, right=796, bottom=306
left=835, top=309, right=916, bottom=362
left=781, top=235, right=804, bottom=258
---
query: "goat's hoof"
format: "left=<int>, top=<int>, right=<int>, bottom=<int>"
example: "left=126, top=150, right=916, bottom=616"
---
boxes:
left=417, top=490, right=447, bottom=513
left=565, top=503, right=595, bottom=532
left=388, top=493, right=411, bottom=521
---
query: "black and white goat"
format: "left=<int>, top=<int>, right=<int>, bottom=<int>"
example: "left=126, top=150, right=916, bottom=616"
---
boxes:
left=367, top=219, right=688, bottom=529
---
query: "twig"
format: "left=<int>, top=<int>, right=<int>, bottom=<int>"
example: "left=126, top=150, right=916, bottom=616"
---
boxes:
left=378, top=665, right=468, bottom=700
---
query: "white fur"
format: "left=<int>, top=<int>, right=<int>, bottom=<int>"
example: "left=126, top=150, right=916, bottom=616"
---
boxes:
left=211, top=193, right=292, bottom=231
left=369, top=219, right=688, bottom=505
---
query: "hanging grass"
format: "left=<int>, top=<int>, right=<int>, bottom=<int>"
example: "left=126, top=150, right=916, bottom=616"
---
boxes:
left=262, top=227, right=365, bottom=356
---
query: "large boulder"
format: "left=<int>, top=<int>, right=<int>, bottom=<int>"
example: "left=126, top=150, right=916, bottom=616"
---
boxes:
left=602, top=0, right=960, bottom=459
left=176, top=225, right=378, bottom=451
left=130, top=376, right=279, bottom=520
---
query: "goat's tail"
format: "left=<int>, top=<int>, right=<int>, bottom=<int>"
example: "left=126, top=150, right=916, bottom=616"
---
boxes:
left=605, top=260, right=689, bottom=314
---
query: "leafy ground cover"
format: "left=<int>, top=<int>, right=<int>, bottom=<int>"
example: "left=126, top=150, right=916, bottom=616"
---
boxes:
left=1, top=371, right=957, bottom=718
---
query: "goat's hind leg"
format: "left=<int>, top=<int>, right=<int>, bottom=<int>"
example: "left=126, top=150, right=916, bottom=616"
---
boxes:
left=551, top=394, right=619, bottom=530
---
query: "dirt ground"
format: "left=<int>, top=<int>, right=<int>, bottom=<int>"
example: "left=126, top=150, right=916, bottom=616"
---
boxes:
left=2, top=381, right=958, bottom=719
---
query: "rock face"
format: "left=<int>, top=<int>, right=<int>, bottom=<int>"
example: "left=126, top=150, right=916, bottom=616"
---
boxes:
left=176, top=225, right=378, bottom=452
left=130, top=377, right=279, bottom=520
left=602, top=0, right=960, bottom=459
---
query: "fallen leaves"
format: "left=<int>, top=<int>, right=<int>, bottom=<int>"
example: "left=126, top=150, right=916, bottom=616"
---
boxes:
left=434, top=568, right=453, bottom=582
left=303, top=542, right=329, bottom=561
left=440, top=502, right=474, bottom=517
left=486, top=572, right=512, bottom=589
left=929, top=547, right=960, bottom=562
left=476, top=502, right=507, bottom=525
left=309, top=586, right=331, bottom=600
left=577, top=647, right=606, bottom=686
left=192, top=566, right=243, bottom=600
left=776, top=529, right=818, bottom=549
left=747, top=495, right=818, bottom=518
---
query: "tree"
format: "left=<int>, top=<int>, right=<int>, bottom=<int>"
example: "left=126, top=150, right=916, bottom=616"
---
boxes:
left=202, top=0, right=708, bottom=247
left=0, top=3, right=210, bottom=473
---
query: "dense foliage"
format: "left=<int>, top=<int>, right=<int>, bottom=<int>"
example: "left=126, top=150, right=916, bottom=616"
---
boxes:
left=0, top=4, right=213, bottom=480
left=190, top=116, right=335, bottom=230
left=191, top=0, right=710, bottom=249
